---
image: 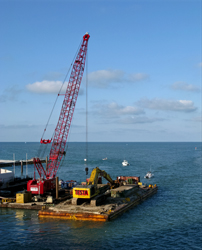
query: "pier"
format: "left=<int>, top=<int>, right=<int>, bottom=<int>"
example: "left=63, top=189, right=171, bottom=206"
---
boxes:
left=0, top=158, right=46, bottom=175
left=0, top=158, right=46, bottom=167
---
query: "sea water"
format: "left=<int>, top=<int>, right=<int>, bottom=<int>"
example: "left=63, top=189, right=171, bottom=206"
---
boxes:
left=0, top=142, right=201, bottom=249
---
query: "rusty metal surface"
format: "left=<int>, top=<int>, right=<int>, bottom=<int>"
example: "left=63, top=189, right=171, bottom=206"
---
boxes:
left=38, top=210, right=109, bottom=222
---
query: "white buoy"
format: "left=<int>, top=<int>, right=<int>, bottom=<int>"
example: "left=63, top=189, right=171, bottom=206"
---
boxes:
left=84, top=158, right=87, bottom=162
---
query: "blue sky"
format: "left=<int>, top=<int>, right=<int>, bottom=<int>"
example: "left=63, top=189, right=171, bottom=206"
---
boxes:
left=0, top=0, right=201, bottom=142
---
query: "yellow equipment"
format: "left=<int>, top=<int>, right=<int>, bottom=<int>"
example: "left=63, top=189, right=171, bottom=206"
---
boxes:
left=1, top=198, right=16, bottom=203
left=72, top=167, right=118, bottom=205
left=87, top=167, right=116, bottom=187
left=16, top=191, right=32, bottom=203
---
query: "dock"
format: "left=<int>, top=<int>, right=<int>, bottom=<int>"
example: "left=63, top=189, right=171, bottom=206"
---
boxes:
left=0, top=158, right=46, bottom=176
left=0, top=158, right=46, bottom=167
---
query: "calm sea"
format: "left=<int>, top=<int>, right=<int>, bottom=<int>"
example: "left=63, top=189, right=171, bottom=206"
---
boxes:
left=0, top=142, right=201, bottom=250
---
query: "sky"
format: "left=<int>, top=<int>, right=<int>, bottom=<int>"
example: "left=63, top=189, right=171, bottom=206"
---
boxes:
left=0, top=0, right=201, bottom=142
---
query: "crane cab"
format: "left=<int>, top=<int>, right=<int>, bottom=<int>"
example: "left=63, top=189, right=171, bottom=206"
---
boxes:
left=27, top=178, right=56, bottom=195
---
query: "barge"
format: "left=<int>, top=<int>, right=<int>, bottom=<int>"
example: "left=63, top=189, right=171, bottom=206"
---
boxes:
left=38, top=183, right=158, bottom=222
left=0, top=171, right=158, bottom=222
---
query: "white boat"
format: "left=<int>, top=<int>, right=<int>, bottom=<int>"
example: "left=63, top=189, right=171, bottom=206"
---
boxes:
left=102, top=157, right=107, bottom=160
left=144, top=171, right=154, bottom=179
left=122, top=160, right=129, bottom=166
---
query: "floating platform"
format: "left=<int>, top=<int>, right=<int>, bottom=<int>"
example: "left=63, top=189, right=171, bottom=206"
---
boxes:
left=0, top=181, right=158, bottom=222
left=38, top=184, right=158, bottom=222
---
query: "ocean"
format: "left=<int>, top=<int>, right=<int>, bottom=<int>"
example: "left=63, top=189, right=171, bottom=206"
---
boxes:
left=0, top=142, right=201, bottom=250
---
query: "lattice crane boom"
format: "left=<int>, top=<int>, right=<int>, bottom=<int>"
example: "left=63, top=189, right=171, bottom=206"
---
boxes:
left=27, top=33, right=90, bottom=194
left=47, top=33, right=90, bottom=179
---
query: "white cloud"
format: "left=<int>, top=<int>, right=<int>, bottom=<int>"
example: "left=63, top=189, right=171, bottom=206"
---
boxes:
left=88, top=69, right=149, bottom=88
left=26, top=70, right=149, bottom=93
left=93, top=102, right=145, bottom=118
left=171, top=81, right=200, bottom=92
left=137, top=98, right=197, bottom=112
left=26, top=80, right=66, bottom=94
left=88, top=70, right=124, bottom=88
left=109, top=102, right=144, bottom=115
left=198, top=62, right=202, bottom=67
left=128, top=73, right=149, bottom=82
left=26, top=80, right=84, bottom=96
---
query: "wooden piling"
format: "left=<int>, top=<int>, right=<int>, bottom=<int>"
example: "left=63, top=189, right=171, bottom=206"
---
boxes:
left=21, top=161, right=23, bottom=175
left=56, top=176, right=59, bottom=199
left=46, top=156, right=48, bottom=172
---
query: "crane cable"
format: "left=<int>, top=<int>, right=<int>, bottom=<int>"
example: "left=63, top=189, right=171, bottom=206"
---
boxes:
left=37, top=38, right=83, bottom=159
left=84, top=49, right=89, bottom=177
left=86, top=50, right=88, bottom=162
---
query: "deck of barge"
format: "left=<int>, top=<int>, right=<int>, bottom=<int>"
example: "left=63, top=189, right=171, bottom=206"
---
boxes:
left=38, top=185, right=158, bottom=221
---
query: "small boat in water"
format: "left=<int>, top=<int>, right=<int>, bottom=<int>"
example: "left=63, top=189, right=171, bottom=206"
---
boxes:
left=122, top=160, right=129, bottom=166
left=144, top=171, right=154, bottom=179
left=102, top=157, right=107, bottom=160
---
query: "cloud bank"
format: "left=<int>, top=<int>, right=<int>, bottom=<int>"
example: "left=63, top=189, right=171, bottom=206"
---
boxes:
left=171, top=82, right=200, bottom=92
left=137, top=98, right=197, bottom=112
left=26, top=69, right=149, bottom=93
left=88, top=69, right=149, bottom=88
left=91, top=102, right=165, bottom=124
left=93, top=102, right=145, bottom=118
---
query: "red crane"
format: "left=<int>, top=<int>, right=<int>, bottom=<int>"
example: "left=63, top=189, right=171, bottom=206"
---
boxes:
left=27, top=33, right=90, bottom=195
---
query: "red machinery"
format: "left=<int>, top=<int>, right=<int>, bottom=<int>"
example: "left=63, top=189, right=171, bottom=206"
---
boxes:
left=27, top=33, right=90, bottom=195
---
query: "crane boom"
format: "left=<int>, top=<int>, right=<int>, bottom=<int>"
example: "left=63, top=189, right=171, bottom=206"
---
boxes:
left=47, top=33, right=90, bottom=179
left=27, top=33, right=90, bottom=194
